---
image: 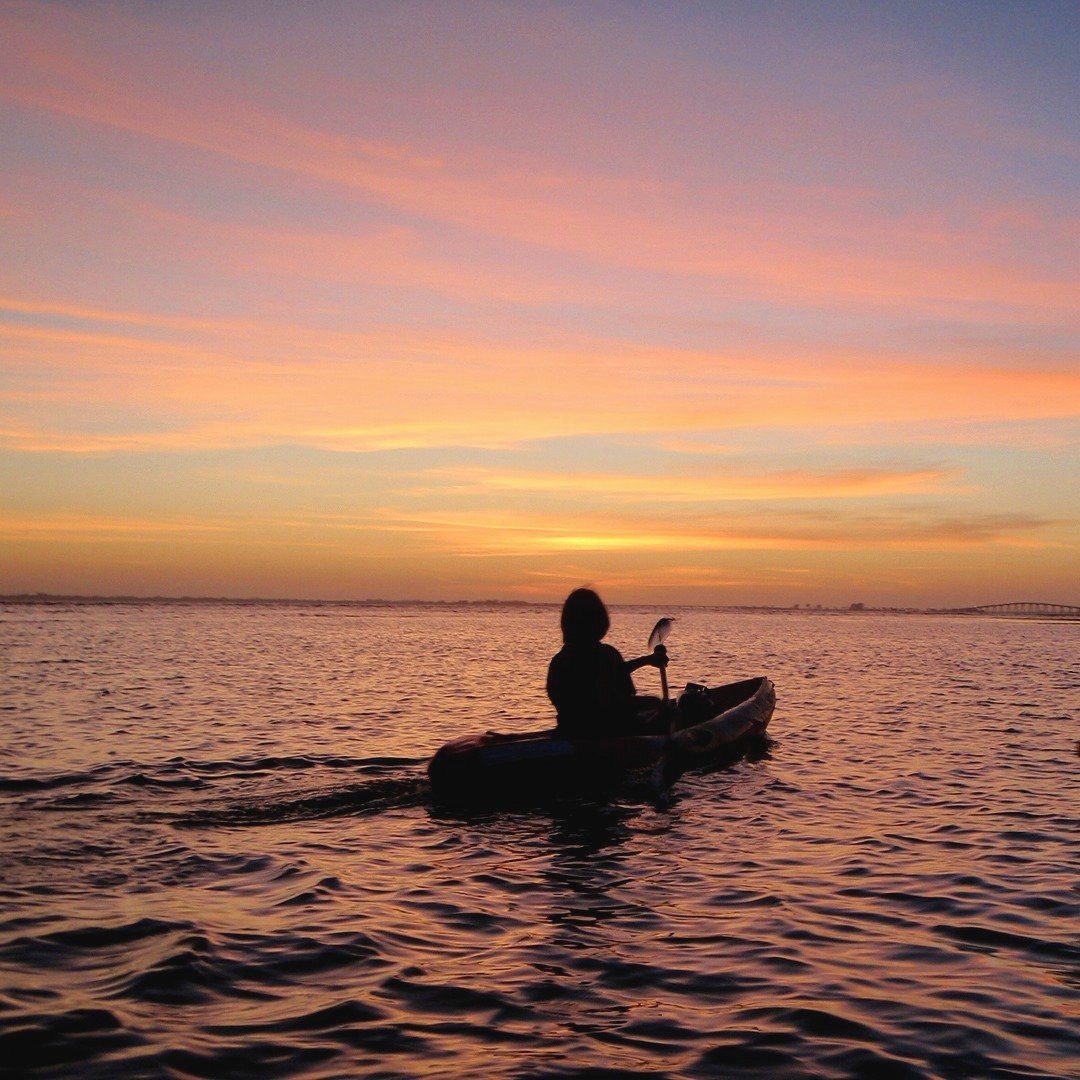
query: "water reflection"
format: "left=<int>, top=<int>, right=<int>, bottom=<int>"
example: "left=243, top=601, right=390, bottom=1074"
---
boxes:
left=541, top=802, right=643, bottom=932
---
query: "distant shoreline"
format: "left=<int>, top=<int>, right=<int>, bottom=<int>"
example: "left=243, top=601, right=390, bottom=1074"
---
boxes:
left=2, top=595, right=1077, bottom=619
left=0, top=593, right=548, bottom=609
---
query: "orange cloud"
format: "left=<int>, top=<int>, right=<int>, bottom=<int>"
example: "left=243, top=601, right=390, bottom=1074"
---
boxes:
left=3, top=301, right=1077, bottom=455
left=426, top=466, right=960, bottom=502
left=0, top=512, right=240, bottom=542
left=358, top=506, right=1065, bottom=558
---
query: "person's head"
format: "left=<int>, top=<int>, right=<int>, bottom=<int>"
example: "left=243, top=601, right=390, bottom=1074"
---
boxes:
left=560, top=587, right=610, bottom=645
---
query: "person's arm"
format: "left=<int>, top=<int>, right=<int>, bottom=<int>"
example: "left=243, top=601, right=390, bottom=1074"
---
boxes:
left=624, top=644, right=667, bottom=674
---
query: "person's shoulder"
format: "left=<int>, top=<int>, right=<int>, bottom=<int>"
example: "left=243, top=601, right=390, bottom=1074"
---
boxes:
left=549, top=644, right=580, bottom=668
left=599, top=643, right=625, bottom=662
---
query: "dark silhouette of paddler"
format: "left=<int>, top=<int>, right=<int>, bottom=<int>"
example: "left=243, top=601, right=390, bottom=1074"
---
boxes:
left=546, top=588, right=669, bottom=739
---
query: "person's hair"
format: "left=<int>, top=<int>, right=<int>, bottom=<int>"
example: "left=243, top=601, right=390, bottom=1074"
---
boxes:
left=560, top=587, right=610, bottom=645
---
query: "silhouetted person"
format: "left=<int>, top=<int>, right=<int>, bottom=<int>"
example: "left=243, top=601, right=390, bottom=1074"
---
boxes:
left=546, top=588, right=668, bottom=739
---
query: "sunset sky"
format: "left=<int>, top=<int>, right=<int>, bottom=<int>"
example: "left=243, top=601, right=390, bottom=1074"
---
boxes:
left=1, top=0, right=1077, bottom=606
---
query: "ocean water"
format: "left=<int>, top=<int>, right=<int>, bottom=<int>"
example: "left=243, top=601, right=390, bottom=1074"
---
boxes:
left=0, top=601, right=1076, bottom=1079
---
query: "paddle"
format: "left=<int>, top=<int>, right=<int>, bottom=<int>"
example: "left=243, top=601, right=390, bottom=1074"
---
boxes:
left=646, top=617, right=679, bottom=799
left=647, top=617, right=674, bottom=703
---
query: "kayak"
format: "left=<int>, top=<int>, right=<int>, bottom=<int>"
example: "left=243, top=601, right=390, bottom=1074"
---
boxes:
left=427, top=676, right=775, bottom=802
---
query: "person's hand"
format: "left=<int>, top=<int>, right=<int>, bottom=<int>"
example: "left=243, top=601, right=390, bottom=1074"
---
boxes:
left=651, top=644, right=668, bottom=667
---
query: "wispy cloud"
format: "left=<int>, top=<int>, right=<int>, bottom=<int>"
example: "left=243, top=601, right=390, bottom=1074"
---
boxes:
left=357, top=506, right=1065, bottom=557
left=4, top=301, right=1076, bottom=455
left=424, top=466, right=961, bottom=502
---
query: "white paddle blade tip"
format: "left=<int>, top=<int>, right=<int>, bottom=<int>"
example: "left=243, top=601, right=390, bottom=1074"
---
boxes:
left=648, top=617, right=674, bottom=651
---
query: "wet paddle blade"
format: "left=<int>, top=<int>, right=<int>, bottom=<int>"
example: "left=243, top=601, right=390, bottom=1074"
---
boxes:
left=648, top=617, right=674, bottom=651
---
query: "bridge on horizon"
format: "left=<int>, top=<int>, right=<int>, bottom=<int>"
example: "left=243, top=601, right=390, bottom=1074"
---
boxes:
left=940, top=602, right=1080, bottom=617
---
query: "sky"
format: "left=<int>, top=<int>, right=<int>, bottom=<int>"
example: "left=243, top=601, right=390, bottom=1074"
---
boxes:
left=0, top=0, right=1077, bottom=606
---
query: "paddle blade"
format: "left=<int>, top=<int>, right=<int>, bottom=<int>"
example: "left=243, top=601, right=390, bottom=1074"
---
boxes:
left=648, top=617, right=674, bottom=651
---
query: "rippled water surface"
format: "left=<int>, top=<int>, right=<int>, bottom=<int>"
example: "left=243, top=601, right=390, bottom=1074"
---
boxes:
left=1, top=602, right=1077, bottom=1078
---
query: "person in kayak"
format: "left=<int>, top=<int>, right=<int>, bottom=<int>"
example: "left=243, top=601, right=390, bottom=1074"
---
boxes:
left=547, top=587, right=668, bottom=739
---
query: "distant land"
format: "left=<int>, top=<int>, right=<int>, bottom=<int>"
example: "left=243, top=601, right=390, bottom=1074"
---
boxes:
left=2, top=595, right=1078, bottom=619
left=0, top=593, right=544, bottom=608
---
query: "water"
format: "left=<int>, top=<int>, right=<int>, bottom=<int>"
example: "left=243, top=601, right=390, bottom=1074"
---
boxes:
left=1, top=602, right=1077, bottom=1079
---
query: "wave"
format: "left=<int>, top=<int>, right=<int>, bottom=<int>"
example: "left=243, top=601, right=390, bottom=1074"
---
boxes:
left=1, top=753, right=427, bottom=800
left=0, top=767, right=112, bottom=794
left=174, top=773, right=431, bottom=828
left=160, top=753, right=424, bottom=776
left=0, top=1006, right=145, bottom=1074
left=0, top=916, right=191, bottom=967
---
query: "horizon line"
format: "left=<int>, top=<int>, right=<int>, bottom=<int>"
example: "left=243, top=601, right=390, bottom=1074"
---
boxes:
left=2, top=593, right=1077, bottom=614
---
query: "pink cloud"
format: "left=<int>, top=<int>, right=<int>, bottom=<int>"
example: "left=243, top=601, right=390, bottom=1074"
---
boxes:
left=1, top=3, right=1074, bottom=326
